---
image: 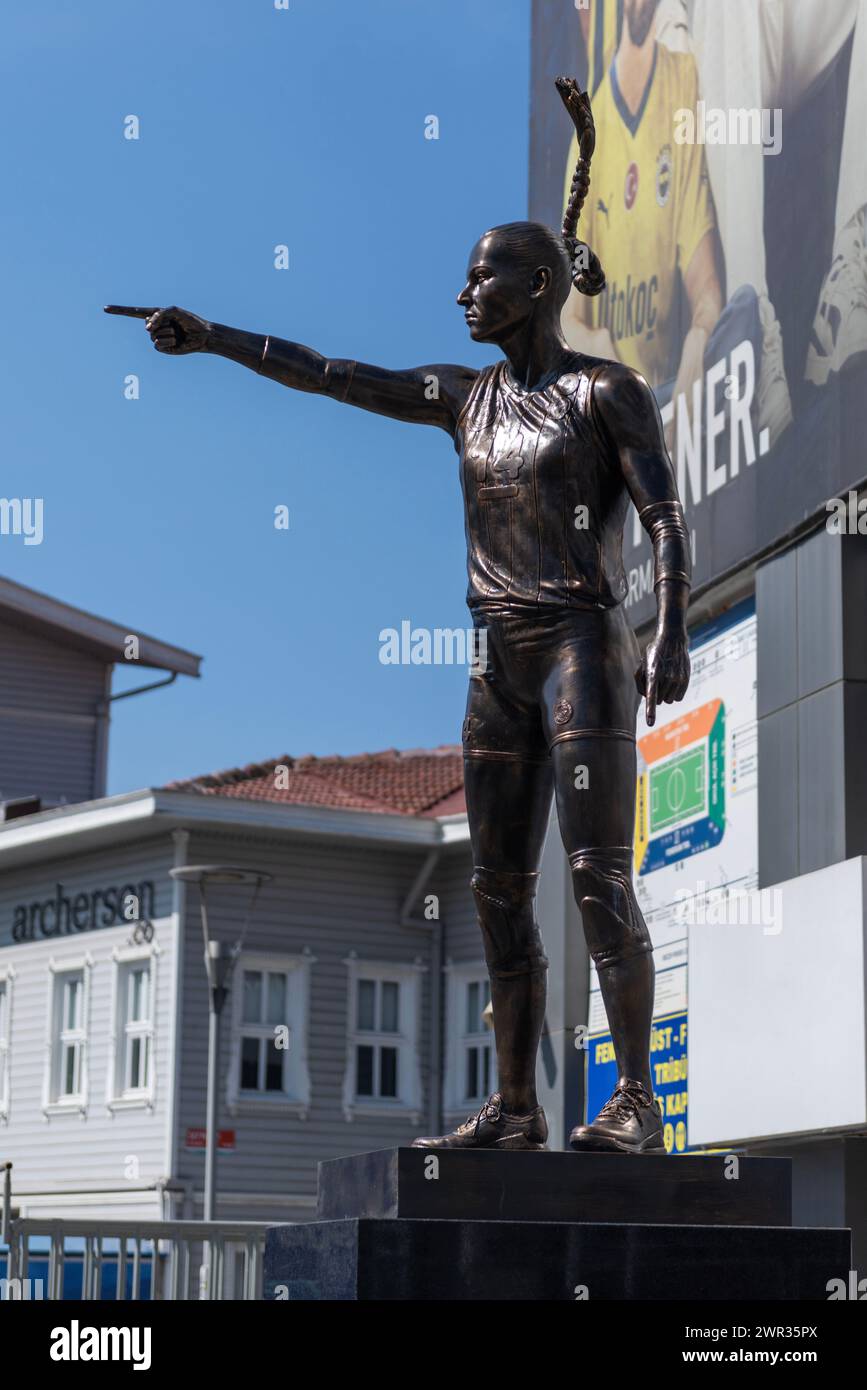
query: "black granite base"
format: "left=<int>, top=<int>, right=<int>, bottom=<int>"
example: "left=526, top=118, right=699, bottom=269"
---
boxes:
left=264, top=1217, right=851, bottom=1301
left=264, top=1147, right=851, bottom=1301
left=317, top=1146, right=792, bottom=1226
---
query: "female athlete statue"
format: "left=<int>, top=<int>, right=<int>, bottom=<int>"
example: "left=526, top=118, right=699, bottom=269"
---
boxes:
left=107, top=80, right=690, bottom=1155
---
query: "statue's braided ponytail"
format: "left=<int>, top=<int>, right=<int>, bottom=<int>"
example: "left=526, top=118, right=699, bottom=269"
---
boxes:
left=556, top=77, right=606, bottom=297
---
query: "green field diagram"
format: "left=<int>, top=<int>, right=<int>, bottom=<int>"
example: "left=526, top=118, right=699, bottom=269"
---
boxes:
left=649, top=747, right=706, bottom=832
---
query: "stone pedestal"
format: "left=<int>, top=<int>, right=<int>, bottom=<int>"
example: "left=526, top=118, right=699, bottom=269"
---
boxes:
left=264, top=1147, right=851, bottom=1301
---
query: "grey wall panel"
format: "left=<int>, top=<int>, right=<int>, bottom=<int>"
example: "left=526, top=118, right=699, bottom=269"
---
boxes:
left=0, top=716, right=98, bottom=806
left=797, top=686, right=846, bottom=876
left=759, top=530, right=867, bottom=884
left=797, top=531, right=843, bottom=699
left=753, top=1138, right=847, bottom=1230
left=536, top=809, right=586, bottom=1153
left=0, top=618, right=108, bottom=805
left=758, top=705, right=799, bottom=887
left=844, top=1138, right=867, bottom=1274
left=0, top=620, right=107, bottom=715
left=756, top=547, right=797, bottom=718
left=437, top=854, right=479, bottom=962
left=841, top=535, right=867, bottom=683
left=844, top=682, right=867, bottom=860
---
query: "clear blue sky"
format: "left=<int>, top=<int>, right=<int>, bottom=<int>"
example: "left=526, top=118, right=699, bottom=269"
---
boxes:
left=1, top=0, right=534, bottom=795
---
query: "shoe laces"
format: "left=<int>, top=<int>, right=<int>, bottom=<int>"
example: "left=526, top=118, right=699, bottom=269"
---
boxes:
left=458, top=1092, right=503, bottom=1136
left=597, top=1080, right=653, bottom=1124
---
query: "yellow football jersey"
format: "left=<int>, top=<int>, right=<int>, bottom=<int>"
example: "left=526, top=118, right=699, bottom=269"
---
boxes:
left=563, top=43, right=717, bottom=386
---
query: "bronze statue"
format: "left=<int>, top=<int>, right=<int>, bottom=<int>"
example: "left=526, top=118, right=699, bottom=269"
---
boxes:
left=106, top=79, right=690, bottom=1155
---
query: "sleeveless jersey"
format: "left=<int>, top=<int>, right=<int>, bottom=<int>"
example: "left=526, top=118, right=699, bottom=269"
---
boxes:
left=454, top=353, right=631, bottom=615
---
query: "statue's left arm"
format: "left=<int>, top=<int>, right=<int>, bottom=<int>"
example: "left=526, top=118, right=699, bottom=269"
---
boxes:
left=591, top=363, right=691, bottom=726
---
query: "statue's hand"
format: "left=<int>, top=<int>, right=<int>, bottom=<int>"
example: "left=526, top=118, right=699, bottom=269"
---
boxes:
left=635, top=630, right=690, bottom=727
left=145, top=306, right=213, bottom=355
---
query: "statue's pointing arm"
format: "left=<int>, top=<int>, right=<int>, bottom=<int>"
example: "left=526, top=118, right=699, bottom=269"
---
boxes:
left=253, top=331, right=478, bottom=434
left=591, top=363, right=692, bottom=724
left=104, top=304, right=477, bottom=435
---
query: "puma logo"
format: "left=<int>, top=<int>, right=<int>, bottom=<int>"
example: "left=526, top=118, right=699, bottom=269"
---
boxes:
left=597, top=197, right=610, bottom=222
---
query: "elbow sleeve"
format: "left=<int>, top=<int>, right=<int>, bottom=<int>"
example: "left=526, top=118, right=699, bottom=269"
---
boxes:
left=639, top=500, right=692, bottom=588
left=256, top=336, right=355, bottom=397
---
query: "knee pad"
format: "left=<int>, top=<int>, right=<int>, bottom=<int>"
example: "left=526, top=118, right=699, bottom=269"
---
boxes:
left=470, top=866, right=548, bottom=979
left=568, top=846, right=652, bottom=970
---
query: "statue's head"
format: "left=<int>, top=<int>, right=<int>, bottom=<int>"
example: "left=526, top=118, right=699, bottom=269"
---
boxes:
left=457, top=223, right=573, bottom=345
left=458, top=83, right=606, bottom=347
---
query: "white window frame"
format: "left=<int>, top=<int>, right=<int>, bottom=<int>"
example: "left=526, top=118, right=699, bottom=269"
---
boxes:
left=342, top=954, right=424, bottom=1122
left=106, top=942, right=160, bottom=1112
left=444, top=961, right=497, bottom=1121
left=43, top=955, right=93, bottom=1116
left=0, top=967, right=14, bottom=1121
left=226, top=950, right=314, bottom=1119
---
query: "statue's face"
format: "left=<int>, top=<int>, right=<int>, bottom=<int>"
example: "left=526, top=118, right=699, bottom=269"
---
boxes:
left=457, top=235, right=538, bottom=344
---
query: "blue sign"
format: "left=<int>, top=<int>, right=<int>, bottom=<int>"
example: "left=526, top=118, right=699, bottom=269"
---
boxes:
left=585, top=1009, right=692, bottom=1153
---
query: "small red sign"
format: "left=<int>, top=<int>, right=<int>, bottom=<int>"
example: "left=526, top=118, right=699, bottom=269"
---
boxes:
left=184, top=1127, right=236, bottom=1151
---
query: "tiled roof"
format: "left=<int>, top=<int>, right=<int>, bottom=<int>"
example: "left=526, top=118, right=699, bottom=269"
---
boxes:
left=164, top=746, right=466, bottom=818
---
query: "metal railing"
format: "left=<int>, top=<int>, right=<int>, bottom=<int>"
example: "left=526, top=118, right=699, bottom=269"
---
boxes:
left=1, top=1168, right=269, bottom=1300
left=3, top=1218, right=269, bottom=1300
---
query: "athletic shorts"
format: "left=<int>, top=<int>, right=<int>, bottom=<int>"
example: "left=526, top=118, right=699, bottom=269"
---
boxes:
left=462, top=604, right=641, bottom=765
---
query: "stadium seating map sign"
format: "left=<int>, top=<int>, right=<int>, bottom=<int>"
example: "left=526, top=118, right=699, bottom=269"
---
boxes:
left=586, top=599, right=757, bottom=1151
left=635, top=697, right=726, bottom=875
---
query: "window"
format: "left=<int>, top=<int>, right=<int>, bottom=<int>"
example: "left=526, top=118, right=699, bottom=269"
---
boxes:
left=107, top=944, right=159, bottom=1111
left=444, top=964, right=497, bottom=1118
left=354, top=977, right=400, bottom=1100
left=0, top=973, right=11, bottom=1118
left=227, top=953, right=312, bottom=1116
left=42, top=957, right=92, bottom=1115
left=462, top=977, right=493, bottom=1104
left=60, top=973, right=84, bottom=1097
left=46, top=966, right=89, bottom=1108
left=239, top=967, right=290, bottom=1094
left=121, top=961, right=152, bottom=1093
left=342, top=956, right=424, bottom=1121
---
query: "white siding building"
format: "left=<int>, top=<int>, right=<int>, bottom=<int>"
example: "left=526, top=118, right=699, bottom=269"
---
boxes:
left=0, top=760, right=564, bottom=1223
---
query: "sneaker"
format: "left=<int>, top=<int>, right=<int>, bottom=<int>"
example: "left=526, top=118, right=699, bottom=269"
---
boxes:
left=757, top=293, right=793, bottom=446
left=805, top=207, right=867, bottom=387
left=411, top=1092, right=548, bottom=1151
left=569, top=1079, right=665, bottom=1154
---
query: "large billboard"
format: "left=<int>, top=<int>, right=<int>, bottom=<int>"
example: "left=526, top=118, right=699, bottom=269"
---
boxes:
left=531, top=0, right=867, bottom=626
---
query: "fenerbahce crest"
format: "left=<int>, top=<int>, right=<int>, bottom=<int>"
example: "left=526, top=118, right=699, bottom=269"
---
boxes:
left=656, top=144, right=672, bottom=207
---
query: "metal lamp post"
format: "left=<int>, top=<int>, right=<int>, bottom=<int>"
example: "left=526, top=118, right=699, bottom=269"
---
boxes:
left=169, top=864, right=273, bottom=1294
